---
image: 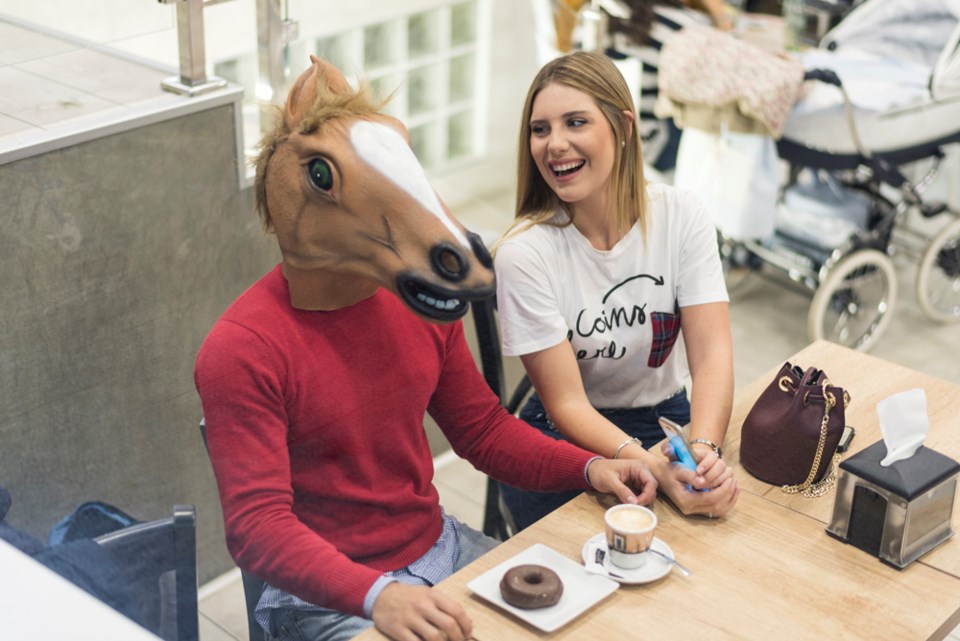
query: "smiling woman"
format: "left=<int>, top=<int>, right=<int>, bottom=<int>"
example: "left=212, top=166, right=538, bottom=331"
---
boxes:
left=527, top=82, right=624, bottom=237
left=493, top=50, right=740, bottom=531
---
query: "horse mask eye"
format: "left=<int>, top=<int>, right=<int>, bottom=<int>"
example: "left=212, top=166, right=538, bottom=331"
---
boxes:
left=307, top=159, right=333, bottom=191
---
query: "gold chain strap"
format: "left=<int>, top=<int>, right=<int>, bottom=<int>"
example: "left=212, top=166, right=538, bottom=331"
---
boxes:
left=781, top=383, right=839, bottom=498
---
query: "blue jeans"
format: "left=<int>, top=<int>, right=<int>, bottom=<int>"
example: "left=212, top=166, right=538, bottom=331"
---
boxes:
left=267, top=520, right=498, bottom=641
left=500, top=390, right=691, bottom=532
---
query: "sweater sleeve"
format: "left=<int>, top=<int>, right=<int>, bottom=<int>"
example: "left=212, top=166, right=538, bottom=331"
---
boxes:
left=194, top=321, right=381, bottom=617
left=427, top=322, right=594, bottom=491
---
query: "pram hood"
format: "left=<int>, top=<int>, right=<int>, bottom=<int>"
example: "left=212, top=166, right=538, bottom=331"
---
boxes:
left=823, top=0, right=960, bottom=99
left=933, top=10, right=960, bottom=99
left=823, top=0, right=960, bottom=68
left=780, top=0, right=960, bottom=161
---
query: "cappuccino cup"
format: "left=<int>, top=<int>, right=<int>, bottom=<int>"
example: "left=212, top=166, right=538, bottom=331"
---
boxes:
left=604, top=504, right=657, bottom=569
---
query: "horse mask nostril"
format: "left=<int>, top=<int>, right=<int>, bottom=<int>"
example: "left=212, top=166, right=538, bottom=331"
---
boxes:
left=431, top=243, right=469, bottom=282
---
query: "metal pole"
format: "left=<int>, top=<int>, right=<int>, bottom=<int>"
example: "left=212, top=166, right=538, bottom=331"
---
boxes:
left=257, top=0, right=299, bottom=128
left=176, top=0, right=205, bottom=85
left=579, top=0, right=606, bottom=53
left=159, top=0, right=228, bottom=96
left=257, top=0, right=284, bottom=107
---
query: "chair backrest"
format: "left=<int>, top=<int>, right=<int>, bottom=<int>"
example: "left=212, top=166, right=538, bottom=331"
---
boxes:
left=471, top=297, right=533, bottom=417
left=94, top=505, right=199, bottom=641
left=470, top=297, right=532, bottom=540
left=198, top=419, right=267, bottom=641
left=239, top=571, right=267, bottom=641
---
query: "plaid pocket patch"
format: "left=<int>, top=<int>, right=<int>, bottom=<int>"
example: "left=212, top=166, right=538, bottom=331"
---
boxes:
left=648, top=306, right=681, bottom=368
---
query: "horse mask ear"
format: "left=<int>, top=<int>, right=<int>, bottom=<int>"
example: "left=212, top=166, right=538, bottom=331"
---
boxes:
left=285, top=55, right=352, bottom=130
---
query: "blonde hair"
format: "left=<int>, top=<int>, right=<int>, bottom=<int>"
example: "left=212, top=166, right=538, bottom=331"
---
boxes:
left=499, top=51, right=647, bottom=248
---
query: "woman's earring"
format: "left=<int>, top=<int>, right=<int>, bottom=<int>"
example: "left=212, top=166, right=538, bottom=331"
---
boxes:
left=621, top=140, right=626, bottom=148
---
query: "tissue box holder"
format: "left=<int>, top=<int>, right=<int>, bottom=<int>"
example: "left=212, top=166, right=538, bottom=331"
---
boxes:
left=826, top=440, right=960, bottom=569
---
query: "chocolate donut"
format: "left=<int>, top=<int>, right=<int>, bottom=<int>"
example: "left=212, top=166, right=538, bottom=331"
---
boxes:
left=499, top=564, right=563, bottom=609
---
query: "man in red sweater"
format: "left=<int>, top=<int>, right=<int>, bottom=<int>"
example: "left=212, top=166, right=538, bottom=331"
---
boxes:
left=195, top=57, right=657, bottom=641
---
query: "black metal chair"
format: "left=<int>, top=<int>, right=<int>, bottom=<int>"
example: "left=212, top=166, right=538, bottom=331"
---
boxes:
left=198, top=419, right=267, bottom=641
left=237, top=571, right=267, bottom=641
left=470, top=296, right=532, bottom=541
left=94, top=504, right=199, bottom=641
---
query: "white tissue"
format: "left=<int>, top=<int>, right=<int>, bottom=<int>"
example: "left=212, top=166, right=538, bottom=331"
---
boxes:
left=877, top=388, right=929, bottom=466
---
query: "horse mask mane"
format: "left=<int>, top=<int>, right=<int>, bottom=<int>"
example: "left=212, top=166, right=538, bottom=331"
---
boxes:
left=255, top=56, right=494, bottom=322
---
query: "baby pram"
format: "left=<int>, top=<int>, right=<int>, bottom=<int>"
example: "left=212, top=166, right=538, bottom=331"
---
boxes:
left=715, top=0, right=960, bottom=350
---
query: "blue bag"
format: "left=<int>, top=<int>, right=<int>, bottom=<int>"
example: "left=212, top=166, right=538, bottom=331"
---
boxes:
left=48, top=501, right=139, bottom=546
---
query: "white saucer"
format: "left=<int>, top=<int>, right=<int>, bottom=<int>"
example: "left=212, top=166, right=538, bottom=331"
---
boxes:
left=580, top=533, right=674, bottom=584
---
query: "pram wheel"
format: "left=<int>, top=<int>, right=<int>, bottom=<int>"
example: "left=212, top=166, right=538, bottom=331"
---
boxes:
left=916, top=216, right=960, bottom=324
left=808, top=249, right=897, bottom=351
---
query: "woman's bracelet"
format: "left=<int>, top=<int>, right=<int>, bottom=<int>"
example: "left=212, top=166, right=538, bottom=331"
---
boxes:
left=691, top=438, right=723, bottom=459
left=612, top=437, right=641, bottom=459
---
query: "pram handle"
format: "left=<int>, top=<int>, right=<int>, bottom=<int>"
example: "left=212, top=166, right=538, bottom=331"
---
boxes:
left=803, top=68, right=842, bottom=87
left=800, top=67, right=874, bottom=162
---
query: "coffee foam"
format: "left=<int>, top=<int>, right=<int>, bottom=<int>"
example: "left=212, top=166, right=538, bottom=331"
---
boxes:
left=608, top=508, right=654, bottom=531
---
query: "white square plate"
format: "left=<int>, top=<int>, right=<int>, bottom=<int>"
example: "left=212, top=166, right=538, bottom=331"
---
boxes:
left=466, top=543, right=619, bottom=632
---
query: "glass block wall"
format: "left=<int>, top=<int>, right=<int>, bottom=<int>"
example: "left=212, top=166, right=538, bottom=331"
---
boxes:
left=213, top=0, right=490, bottom=171
left=312, top=1, right=488, bottom=170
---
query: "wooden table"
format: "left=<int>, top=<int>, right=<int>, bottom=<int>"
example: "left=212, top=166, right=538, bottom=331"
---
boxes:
left=357, top=341, right=960, bottom=640
left=725, top=340, right=960, bottom=579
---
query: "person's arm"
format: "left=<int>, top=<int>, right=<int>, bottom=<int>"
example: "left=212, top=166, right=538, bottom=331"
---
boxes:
left=682, top=301, right=733, bottom=458
left=644, top=186, right=739, bottom=515
left=196, top=323, right=384, bottom=616
left=200, top=333, right=489, bottom=641
left=521, top=341, right=652, bottom=462
left=522, top=337, right=737, bottom=517
left=661, top=301, right=739, bottom=517
left=429, top=321, right=653, bottom=497
left=686, top=0, right=734, bottom=30
left=555, top=0, right=588, bottom=52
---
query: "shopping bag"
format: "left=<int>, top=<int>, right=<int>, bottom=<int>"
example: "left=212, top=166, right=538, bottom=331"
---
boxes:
left=673, top=126, right=778, bottom=241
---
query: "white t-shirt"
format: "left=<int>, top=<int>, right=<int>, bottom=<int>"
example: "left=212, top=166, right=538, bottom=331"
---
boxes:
left=495, top=183, right=728, bottom=409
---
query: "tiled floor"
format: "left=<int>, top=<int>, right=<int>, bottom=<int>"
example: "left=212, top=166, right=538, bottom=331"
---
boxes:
left=0, top=17, right=261, bottom=172
left=0, top=19, right=172, bottom=148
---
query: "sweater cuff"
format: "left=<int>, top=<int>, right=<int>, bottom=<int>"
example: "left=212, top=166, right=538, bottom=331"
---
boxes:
left=363, top=575, right=398, bottom=618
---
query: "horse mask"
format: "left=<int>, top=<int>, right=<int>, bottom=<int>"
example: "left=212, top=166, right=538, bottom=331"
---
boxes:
left=255, top=56, right=495, bottom=322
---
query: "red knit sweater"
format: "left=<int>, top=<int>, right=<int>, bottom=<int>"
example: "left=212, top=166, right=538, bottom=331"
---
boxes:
left=194, top=266, right=593, bottom=616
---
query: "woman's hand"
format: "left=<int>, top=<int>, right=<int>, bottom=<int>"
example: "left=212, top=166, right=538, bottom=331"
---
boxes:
left=653, top=446, right=740, bottom=518
left=695, top=446, right=730, bottom=487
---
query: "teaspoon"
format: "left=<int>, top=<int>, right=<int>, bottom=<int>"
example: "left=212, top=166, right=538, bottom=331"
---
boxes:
left=647, top=548, right=692, bottom=576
